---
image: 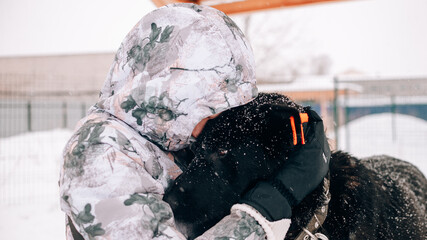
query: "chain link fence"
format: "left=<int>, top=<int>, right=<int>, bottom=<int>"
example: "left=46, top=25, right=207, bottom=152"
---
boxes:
left=0, top=73, right=100, bottom=205
left=2, top=73, right=427, bottom=205
left=333, top=76, right=427, bottom=167
left=0, top=99, right=92, bottom=138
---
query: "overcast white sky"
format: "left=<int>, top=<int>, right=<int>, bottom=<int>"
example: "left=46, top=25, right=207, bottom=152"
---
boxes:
left=298, top=0, right=427, bottom=76
left=1, top=0, right=426, bottom=76
left=0, top=0, right=156, bottom=56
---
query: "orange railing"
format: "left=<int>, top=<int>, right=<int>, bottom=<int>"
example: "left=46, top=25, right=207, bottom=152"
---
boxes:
left=152, top=0, right=349, bottom=14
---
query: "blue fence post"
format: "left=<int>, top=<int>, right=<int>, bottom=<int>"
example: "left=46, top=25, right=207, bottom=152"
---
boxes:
left=344, top=89, right=350, bottom=152
left=333, top=76, right=339, bottom=150
left=391, top=95, right=396, bottom=142
left=27, top=101, right=32, bottom=132
left=62, top=101, right=67, bottom=128
left=81, top=102, right=86, bottom=118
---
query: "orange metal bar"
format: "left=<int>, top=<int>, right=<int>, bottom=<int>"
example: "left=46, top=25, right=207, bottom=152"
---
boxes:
left=210, top=0, right=347, bottom=14
left=152, top=0, right=196, bottom=7
left=152, top=0, right=348, bottom=14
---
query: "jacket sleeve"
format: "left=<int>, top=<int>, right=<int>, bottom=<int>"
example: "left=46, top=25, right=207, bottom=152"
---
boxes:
left=59, top=119, right=186, bottom=240
left=59, top=118, right=282, bottom=240
left=196, top=205, right=291, bottom=240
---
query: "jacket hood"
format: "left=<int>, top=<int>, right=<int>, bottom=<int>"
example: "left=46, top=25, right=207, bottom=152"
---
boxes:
left=94, top=3, right=257, bottom=151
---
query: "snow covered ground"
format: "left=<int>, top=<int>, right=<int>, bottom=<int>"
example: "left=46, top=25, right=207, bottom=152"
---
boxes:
left=0, top=129, right=72, bottom=240
left=0, top=113, right=425, bottom=240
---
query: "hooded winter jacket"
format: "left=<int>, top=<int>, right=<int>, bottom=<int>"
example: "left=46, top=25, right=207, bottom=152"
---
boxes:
left=59, top=3, right=263, bottom=239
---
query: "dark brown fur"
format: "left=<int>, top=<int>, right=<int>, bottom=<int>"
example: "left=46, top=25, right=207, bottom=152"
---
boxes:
left=164, top=93, right=427, bottom=239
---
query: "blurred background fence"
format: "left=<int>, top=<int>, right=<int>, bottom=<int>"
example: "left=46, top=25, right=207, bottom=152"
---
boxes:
left=0, top=99, right=93, bottom=138
left=0, top=57, right=105, bottom=205
left=333, top=76, right=427, bottom=160
left=1, top=69, right=427, bottom=206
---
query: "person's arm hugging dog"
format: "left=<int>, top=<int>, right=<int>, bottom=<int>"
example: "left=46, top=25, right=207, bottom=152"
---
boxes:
left=59, top=3, right=329, bottom=240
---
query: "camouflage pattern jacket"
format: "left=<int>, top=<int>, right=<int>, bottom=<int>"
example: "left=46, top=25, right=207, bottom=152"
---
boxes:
left=59, top=3, right=265, bottom=239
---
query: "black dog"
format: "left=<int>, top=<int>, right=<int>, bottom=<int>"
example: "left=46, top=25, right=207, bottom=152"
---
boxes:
left=164, top=93, right=427, bottom=239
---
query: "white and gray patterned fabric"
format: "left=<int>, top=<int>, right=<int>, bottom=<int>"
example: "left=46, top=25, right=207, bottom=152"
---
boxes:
left=59, top=3, right=264, bottom=239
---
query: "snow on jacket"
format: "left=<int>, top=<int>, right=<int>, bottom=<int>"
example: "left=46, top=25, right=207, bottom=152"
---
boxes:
left=59, top=3, right=263, bottom=239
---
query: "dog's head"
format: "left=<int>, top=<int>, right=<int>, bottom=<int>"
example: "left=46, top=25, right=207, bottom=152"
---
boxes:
left=163, top=93, right=306, bottom=238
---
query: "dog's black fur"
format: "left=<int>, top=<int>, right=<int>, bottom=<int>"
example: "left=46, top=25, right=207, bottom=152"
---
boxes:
left=164, top=93, right=427, bottom=239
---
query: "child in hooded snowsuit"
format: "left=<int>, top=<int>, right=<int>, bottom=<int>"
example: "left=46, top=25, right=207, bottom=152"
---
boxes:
left=59, top=4, right=330, bottom=240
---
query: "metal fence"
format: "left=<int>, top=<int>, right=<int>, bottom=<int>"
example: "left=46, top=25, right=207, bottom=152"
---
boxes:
left=0, top=84, right=98, bottom=205
left=0, top=99, right=93, bottom=138
left=1, top=75, right=426, bottom=205
left=332, top=76, right=427, bottom=157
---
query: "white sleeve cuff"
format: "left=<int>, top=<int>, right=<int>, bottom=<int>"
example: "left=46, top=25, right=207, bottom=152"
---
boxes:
left=231, top=203, right=291, bottom=240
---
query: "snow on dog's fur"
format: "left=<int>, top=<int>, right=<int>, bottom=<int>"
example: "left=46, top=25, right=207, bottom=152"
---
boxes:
left=164, top=93, right=427, bottom=239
